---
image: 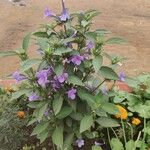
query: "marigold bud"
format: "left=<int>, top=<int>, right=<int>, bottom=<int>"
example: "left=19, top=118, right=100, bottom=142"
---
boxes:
left=132, top=117, right=141, bottom=125
left=17, top=111, right=25, bottom=119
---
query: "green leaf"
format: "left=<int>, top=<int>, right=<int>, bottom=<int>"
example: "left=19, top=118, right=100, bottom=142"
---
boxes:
left=38, top=129, right=49, bottom=143
left=53, top=95, right=63, bottom=115
left=78, top=89, right=95, bottom=106
left=38, top=103, right=48, bottom=120
left=31, top=121, right=49, bottom=136
left=38, top=60, right=48, bottom=70
left=22, top=33, right=31, bottom=51
left=96, top=29, right=111, bottom=35
left=106, top=37, right=127, bottom=45
left=67, top=75, right=84, bottom=86
left=20, top=59, right=41, bottom=72
left=86, top=10, right=101, bottom=20
left=101, top=103, right=119, bottom=114
left=80, top=115, right=94, bottom=133
left=0, top=51, right=17, bottom=58
left=110, top=138, right=124, bottom=150
left=61, top=37, right=75, bottom=45
left=52, top=126, right=63, bottom=149
left=97, top=117, right=120, bottom=127
left=125, top=140, right=135, bottom=150
left=92, top=145, right=102, bottom=150
left=85, top=32, right=97, bottom=40
left=92, top=55, right=103, bottom=72
left=54, top=64, right=64, bottom=76
left=53, top=47, right=73, bottom=55
left=11, top=89, right=31, bottom=100
left=33, top=32, right=48, bottom=38
left=99, top=66, right=119, bottom=80
left=81, top=20, right=89, bottom=27
left=27, top=118, right=37, bottom=126
left=95, top=109, right=107, bottom=117
left=56, top=106, right=73, bottom=119
left=70, top=113, right=83, bottom=121
left=37, top=38, right=49, bottom=51
left=27, top=101, right=46, bottom=109
left=63, top=133, right=74, bottom=149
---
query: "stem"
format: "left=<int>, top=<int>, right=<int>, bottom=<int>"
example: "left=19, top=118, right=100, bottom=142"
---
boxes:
left=64, top=24, right=68, bottom=37
left=107, top=128, right=112, bottom=150
left=134, top=131, right=142, bottom=150
left=92, top=79, right=106, bottom=93
left=141, top=118, right=146, bottom=150
left=112, top=80, right=116, bottom=89
left=127, top=122, right=134, bottom=140
left=111, top=127, right=119, bottom=140
left=121, top=119, right=127, bottom=145
left=52, top=143, right=56, bottom=150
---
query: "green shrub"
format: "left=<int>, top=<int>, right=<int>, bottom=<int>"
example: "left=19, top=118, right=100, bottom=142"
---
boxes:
left=3, top=0, right=150, bottom=150
left=0, top=88, right=28, bottom=150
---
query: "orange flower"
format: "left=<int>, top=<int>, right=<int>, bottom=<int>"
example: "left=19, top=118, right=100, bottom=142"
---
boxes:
left=115, top=105, right=128, bottom=120
left=132, top=117, right=141, bottom=125
left=17, top=111, right=25, bottom=119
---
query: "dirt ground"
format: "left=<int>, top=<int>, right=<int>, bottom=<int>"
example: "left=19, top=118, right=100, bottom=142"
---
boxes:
left=0, top=0, right=150, bottom=78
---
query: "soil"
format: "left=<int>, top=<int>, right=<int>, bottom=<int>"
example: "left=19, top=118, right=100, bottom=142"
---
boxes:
left=0, top=0, right=150, bottom=78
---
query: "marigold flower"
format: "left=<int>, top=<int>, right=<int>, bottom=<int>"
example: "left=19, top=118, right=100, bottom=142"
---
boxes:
left=115, top=105, right=128, bottom=120
left=132, top=117, right=141, bottom=125
left=17, top=111, right=25, bottom=119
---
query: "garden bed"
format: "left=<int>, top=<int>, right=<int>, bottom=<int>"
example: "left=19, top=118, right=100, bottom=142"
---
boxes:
left=0, top=0, right=150, bottom=150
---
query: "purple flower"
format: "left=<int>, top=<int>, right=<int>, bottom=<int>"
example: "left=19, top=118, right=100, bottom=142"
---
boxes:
left=119, top=72, right=126, bottom=82
left=57, top=73, right=68, bottom=83
left=44, top=110, right=49, bottom=117
left=67, top=88, right=77, bottom=100
left=59, top=0, right=70, bottom=21
left=12, top=71, right=26, bottom=82
left=36, top=68, right=52, bottom=87
left=54, top=72, right=68, bottom=84
left=101, top=85, right=108, bottom=95
left=44, top=8, right=56, bottom=18
left=86, top=41, right=95, bottom=50
left=28, top=92, right=40, bottom=102
left=76, top=139, right=84, bottom=148
left=71, top=55, right=84, bottom=65
left=51, top=79, right=62, bottom=91
left=44, top=109, right=52, bottom=116
left=44, top=109, right=53, bottom=116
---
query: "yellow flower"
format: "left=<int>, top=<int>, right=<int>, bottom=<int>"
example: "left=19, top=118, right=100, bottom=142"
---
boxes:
left=17, top=111, right=25, bottom=119
left=115, top=105, right=128, bottom=120
left=132, top=117, right=141, bottom=125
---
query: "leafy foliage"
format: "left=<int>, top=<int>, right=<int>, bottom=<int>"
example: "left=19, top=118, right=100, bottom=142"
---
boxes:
left=3, top=1, right=150, bottom=150
left=0, top=89, right=28, bottom=150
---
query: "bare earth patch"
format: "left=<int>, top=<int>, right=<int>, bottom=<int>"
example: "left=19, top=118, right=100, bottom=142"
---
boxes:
left=0, top=0, right=150, bottom=77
